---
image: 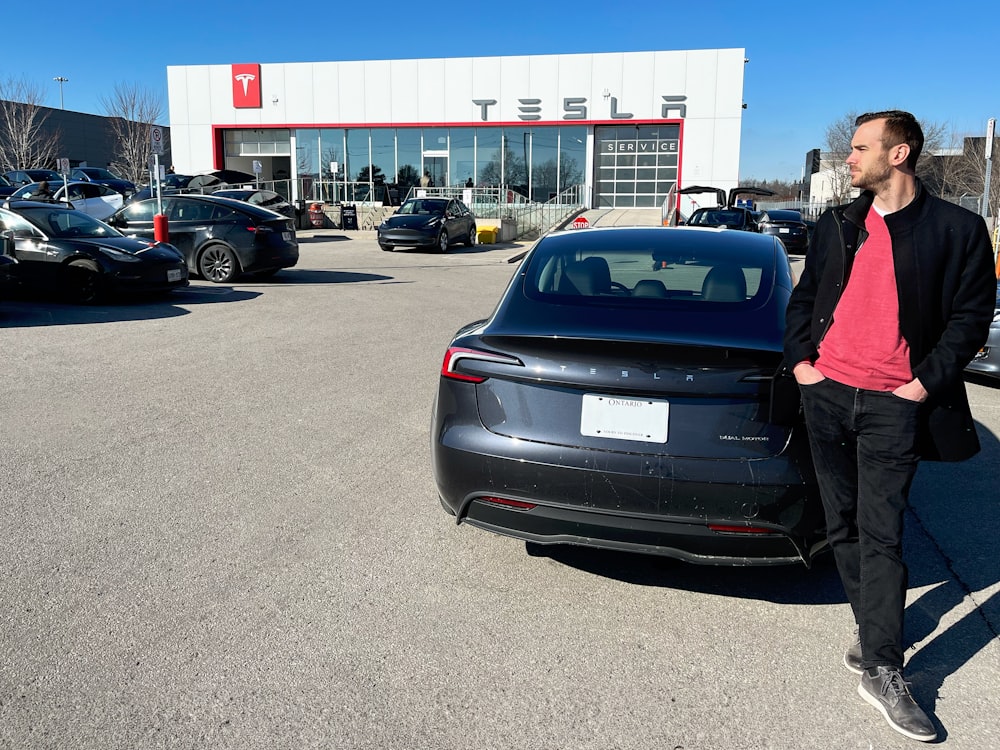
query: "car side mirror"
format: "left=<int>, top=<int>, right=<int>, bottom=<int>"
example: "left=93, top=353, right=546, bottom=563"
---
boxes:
left=107, top=215, right=124, bottom=228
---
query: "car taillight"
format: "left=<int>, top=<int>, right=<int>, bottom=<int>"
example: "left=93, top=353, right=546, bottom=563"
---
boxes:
left=480, top=496, right=537, bottom=510
left=708, top=524, right=779, bottom=535
left=441, top=346, right=522, bottom=383
left=247, top=224, right=273, bottom=233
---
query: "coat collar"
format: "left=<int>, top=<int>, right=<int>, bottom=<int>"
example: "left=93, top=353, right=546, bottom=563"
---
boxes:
left=843, top=177, right=927, bottom=228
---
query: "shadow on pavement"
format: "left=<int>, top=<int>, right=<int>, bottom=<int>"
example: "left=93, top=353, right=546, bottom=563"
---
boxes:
left=244, top=269, right=392, bottom=285
left=903, top=420, right=1000, bottom=716
left=0, top=286, right=261, bottom=328
left=526, top=419, right=1000, bottom=697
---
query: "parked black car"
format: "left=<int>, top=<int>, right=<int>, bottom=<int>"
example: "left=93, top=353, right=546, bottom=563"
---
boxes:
left=757, top=209, right=810, bottom=254
left=432, top=225, right=824, bottom=566
left=0, top=240, right=16, bottom=297
left=0, top=174, right=17, bottom=198
left=107, top=194, right=298, bottom=283
left=680, top=185, right=775, bottom=231
left=70, top=167, right=137, bottom=198
left=128, top=174, right=227, bottom=203
left=0, top=200, right=188, bottom=303
left=212, top=188, right=295, bottom=218
left=378, top=197, right=476, bottom=252
left=4, top=169, right=63, bottom=187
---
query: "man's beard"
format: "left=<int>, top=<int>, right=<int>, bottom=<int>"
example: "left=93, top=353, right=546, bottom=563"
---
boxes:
left=851, top=152, right=893, bottom=192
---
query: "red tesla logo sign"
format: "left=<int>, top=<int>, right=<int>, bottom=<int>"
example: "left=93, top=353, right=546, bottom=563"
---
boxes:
left=232, top=64, right=261, bottom=108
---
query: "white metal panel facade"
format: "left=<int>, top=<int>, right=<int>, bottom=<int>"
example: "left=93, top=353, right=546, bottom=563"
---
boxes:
left=166, top=48, right=745, bottom=203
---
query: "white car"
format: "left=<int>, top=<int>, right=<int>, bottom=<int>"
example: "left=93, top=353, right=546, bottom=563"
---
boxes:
left=10, top=181, right=124, bottom=221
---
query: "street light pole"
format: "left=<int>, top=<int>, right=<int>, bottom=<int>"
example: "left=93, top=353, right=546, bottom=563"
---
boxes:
left=53, top=77, right=68, bottom=109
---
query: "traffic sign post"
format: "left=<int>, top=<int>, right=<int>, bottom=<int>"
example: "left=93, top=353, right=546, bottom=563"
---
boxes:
left=150, top=126, right=166, bottom=236
left=57, top=157, right=70, bottom=193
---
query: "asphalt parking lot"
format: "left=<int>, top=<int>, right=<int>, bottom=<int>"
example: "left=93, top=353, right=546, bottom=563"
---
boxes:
left=1, top=229, right=998, bottom=750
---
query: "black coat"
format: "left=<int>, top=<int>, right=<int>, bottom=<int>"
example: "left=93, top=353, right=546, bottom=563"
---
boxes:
left=784, top=180, right=996, bottom=461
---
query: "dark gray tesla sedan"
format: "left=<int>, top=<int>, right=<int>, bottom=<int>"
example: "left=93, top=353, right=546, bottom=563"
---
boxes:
left=431, top=226, right=825, bottom=566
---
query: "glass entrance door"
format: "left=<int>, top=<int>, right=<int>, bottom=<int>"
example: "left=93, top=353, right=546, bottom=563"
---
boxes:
left=423, top=154, right=448, bottom=189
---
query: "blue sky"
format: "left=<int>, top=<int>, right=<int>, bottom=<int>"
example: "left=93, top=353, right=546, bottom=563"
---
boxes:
left=5, top=1, right=995, bottom=181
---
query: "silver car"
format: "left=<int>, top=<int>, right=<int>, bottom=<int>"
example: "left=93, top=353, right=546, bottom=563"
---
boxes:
left=965, top=280, right=1000, bottom=379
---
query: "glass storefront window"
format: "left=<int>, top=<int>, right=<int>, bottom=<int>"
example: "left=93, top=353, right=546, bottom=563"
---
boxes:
left=476, top=128, right=502, bottom=187
left=450, top=129, right=474, bottom=188
left=503, top=128, right=530, bottom=197
left=224, top=129, right=290, bottom=156
left=370, top=129, right=395, bottom=187
left=559, top=126, right=586, bottom=193
left=531, top=128, right=558, bottom=202
left=346, top=129, right=370, bottom=184
left=396, top=128, right=421, bottom=191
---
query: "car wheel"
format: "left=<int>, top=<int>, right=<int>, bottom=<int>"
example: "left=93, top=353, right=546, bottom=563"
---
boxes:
left=198, top=244, right=239, bottom=283
left=64, top=259, right=104, bottom=304
left=464, top=226, right=476, bottom=247
left=436, top=230, right=449, bottom=253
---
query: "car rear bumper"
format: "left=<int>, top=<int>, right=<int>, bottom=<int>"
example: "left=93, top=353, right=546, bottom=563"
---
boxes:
left=447, top=494, right=823, bottom=566
left=241, top=241, right=299, bottom=273
left=432, top=424, right=825, bottom=567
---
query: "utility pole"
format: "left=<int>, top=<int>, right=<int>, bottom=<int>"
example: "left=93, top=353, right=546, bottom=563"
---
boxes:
left=53, top=77, right=68, bottom=109
left=982, top=118, right=994, bottom=219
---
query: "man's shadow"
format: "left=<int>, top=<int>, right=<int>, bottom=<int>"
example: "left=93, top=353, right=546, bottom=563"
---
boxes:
left=902, top=419, right=1000, bottom=728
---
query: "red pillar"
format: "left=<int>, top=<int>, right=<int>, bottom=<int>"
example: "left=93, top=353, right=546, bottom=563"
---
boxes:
left=153, top=214, right=169, bottom=243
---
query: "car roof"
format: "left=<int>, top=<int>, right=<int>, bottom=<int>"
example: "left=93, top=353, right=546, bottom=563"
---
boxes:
left=1, top=199, right=74, bottom=211
left=131, top=193, right=282, bottom=219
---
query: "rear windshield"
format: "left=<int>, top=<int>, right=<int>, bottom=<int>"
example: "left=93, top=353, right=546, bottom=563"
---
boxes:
left=687, top=209, right=748, bottom=228
left=523, top=230, right=774, bottom=309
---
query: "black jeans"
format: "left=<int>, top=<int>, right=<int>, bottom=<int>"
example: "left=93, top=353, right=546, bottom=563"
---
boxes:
left=799, top=377, right=921, bottom=669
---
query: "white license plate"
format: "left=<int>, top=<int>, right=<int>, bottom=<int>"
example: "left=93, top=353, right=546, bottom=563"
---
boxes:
left=779, top=227, right=790, bottom=233
left=167, top=269, right=182, bottom=282
left=580, top=394, right=669, bottom=443
left=282, top=231, right=292, bottom=241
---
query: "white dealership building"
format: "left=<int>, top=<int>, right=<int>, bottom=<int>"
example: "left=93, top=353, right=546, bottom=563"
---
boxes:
left=166, top=48, right=746, bottom=209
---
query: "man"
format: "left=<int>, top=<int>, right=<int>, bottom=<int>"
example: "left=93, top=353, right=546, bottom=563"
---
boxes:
left=34, top=181, right=55, bottom=201
left=784, top=110, right=995, bottom=742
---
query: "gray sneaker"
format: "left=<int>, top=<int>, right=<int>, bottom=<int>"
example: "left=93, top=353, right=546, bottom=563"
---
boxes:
left=858, top=666, right=937, bottom=742
left=843, top=626, right=863, bottom=674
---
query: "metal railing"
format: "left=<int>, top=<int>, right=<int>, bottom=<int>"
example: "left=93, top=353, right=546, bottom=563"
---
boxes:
left=393, top=184, right=587, bottom=239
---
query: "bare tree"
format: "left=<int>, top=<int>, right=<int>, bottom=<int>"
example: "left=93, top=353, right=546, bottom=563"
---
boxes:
left=100, top=82, right=164, bottom=185
left=0, top=76, right=62, bottom=171
left=924, top=133, right=1000, bottom=216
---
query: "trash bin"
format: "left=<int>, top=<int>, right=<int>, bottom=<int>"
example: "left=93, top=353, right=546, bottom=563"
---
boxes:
left=341, top=204, right=358, bottom=231
left=308, top=203, right=325, bottom=228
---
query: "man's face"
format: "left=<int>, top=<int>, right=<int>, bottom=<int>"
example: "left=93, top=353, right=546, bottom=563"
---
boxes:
left=846, top=119, right=893, bottom=192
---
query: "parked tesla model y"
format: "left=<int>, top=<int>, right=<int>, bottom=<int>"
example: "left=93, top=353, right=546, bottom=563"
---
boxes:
left=107, top=194, right=298, bottom=283
left=431, top=226, right=825, bottom=566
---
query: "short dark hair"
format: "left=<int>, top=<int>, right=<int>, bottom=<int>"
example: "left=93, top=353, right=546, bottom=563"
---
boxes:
left=855, top=110, right=923, bottom=170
